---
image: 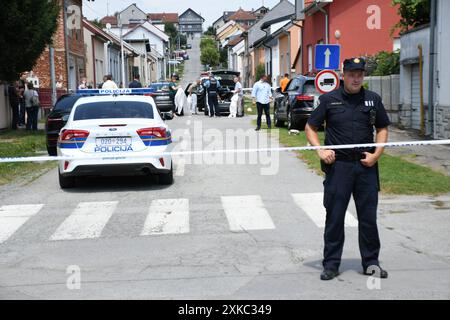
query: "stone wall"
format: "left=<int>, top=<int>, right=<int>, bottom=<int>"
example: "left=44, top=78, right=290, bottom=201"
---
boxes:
left=435, top=106, right=450, bottom=139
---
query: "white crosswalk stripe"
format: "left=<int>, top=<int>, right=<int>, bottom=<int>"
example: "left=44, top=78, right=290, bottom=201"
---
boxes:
left=50, top=201, right=118, bottom=241
left=141, top=199, right=189, bottom=235
left=1, top=192, right=363, bottom=243
left=221, top=195, right=276, bottom=231
left=291, top=193, right=358, bottom=228
left=0, top=204, right=44, bottom=243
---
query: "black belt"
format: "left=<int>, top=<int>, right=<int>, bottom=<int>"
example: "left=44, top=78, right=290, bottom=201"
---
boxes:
left=335, top=147, right=375, bottom=161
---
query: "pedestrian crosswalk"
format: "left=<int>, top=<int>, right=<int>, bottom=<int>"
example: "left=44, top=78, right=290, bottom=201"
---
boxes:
left=0, top=193, right=360, bottom=244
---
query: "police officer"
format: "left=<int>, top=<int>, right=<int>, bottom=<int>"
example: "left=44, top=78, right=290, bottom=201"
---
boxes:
left=305, top=57, right=390, bottom=281
left=203, top=72, right=221, bottom=117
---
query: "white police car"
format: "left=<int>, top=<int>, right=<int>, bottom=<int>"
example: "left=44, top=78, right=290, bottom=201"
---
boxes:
left=57, top=88, right=173, bottom=188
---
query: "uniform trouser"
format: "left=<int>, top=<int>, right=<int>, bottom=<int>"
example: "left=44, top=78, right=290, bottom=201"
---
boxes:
left=256, top=102, right=271, bottom=128
left=322, top=160, right=380, bottom=271
left=208, top=93, right=219, bottom=116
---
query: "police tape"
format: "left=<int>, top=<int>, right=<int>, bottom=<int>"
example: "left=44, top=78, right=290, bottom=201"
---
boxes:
left=0, top=139, right=449, bottom=163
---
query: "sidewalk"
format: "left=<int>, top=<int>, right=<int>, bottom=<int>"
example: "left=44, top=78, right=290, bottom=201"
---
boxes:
left=386, top=125, right=450, bottom=176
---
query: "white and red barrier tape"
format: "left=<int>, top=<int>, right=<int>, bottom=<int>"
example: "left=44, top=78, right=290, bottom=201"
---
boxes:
left=0, top=140, right=449, bottom=163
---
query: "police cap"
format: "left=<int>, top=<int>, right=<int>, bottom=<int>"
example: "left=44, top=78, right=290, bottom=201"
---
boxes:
left=343, top=57, right=366, bottom=71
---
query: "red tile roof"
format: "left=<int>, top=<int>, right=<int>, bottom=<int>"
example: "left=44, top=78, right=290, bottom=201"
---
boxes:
left=227, top=9, right=257, bottom=22
left=148, top=13, right=179, bottom=23
left=100, top=15, right=117, bottom=26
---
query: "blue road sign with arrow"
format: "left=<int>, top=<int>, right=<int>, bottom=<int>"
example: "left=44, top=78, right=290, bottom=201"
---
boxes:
left=315, top=44, right=341, bottom=70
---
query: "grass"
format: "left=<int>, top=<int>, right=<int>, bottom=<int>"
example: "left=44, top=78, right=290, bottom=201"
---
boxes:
left=243, top=96, right=274, bottom=116
left=252, top=120, right=450, bottom=195
left=0, top=129, right=56, bottom=186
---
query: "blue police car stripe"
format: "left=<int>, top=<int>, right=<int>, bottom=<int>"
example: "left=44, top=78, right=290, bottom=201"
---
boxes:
left=58, top=138, right=87, bottom=149
left=139, top=136, right=172, bottom=147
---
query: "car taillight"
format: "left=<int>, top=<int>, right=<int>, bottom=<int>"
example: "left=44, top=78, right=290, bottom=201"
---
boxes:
left=137, top=127, right=167, bottom=138
left=60, top=129, right=90, bottom=141
left=296, top=95, right=315, bottom=101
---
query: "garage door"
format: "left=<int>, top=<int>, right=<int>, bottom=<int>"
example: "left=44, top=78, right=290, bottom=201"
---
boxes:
left=411, top=64, right=423, bottom=130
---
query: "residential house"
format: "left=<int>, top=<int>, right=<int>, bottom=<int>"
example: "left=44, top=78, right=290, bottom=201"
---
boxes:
left=399, top=0, right=449, bottom=139
left=115, top=3, right=147, bottom=26
left=148, top=13, right=179, bottom=31
left=216, top=21, right=246, bottom=47
left=301, top=0, right=401, bottom=74
left=226, top=9, right=257, bottom=28
left=245, top=0, right=295, bottom=86
left=179, top=8, right=205, bottom=38
left=212, top=11, right=236, bottom=31
left=117, top=21, right=170, bottom=82
left=31, top=0, right=86, bottom=92
left=252, top=6, right=270, bottom=20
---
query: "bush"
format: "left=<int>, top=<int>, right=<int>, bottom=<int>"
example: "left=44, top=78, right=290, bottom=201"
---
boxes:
left=255, top=64, right=266, bottom=81
left=366, top=51, right=400, bottom=76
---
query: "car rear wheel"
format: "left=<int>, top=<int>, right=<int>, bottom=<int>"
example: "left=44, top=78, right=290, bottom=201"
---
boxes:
left=59, top=171, right=75, bottom=189
left=47, top=145, right=57, bottom=156
left=159, top=164, right=173, bottom=185
left=274, top=108, right=284, bottom=127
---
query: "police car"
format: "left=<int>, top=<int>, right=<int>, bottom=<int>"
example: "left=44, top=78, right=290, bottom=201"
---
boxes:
left=57, top=88, right=173, bottom=189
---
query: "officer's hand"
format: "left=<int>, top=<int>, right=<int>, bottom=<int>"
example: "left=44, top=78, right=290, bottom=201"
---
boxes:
left=318, top=149, right=335, bottom=164
left=360, top=152, right=378, bottom=167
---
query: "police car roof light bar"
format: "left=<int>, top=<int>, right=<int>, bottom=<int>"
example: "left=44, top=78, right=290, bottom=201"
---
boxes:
left=76, top=88, right=156, bottom=96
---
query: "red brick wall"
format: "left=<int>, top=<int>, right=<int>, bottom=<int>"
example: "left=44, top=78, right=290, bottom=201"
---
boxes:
left=31, top=0, right=86, bottom=90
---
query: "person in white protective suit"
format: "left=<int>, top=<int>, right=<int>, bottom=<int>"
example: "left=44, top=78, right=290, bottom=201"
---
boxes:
left=175, top=87, right=190, bottom=116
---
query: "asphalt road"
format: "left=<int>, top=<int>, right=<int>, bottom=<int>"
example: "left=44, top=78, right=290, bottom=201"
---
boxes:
left=0, top=38, right=449, bottom=300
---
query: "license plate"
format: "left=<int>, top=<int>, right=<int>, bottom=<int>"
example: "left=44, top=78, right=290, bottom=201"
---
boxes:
left=156, top=95, right=170, bottom=100
left=96, top=137, right=132, bottom=146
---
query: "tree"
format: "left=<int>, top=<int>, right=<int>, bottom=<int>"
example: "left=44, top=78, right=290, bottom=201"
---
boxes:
left=365, top=50, right=400, bottom=76
left=391, top=0, right=430, bottom=34
left=204, top=26, right=216, bottom=36
left=91, top=19, right=105, bottom=29
left=0, top=0, right=59, bottom=81
left=219, top=47, right=228, bottom=68
left=201, top=46, right=220, bottom=67
left=200, top=37, right=217, bottom=50
left=164, top=22, right=178, bottom=50
left=255, top=63, right=266, bottom=81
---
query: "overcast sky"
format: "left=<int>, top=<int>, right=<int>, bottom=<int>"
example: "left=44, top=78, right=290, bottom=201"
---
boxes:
left=82, top=0, right=290, bottom=28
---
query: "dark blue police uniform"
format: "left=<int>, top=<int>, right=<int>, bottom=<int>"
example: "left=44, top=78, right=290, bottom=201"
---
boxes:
left=206, top=77, right=220, bottom=117
left=307, top=58, right=390, bottom=278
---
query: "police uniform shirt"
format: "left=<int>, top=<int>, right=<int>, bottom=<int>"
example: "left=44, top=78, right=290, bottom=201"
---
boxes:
left=307, top=87, right=391, bottom=158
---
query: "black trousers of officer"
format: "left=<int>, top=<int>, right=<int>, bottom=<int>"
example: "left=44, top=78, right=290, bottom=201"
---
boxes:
left=208, top=92, right=219, bottom=116
left=323, top=160, right=381, bottom=271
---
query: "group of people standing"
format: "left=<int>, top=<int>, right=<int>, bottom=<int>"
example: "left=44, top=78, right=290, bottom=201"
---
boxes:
left=167, top=72, right=245, bottom=118
left=8, top=72, right=40, bottom=131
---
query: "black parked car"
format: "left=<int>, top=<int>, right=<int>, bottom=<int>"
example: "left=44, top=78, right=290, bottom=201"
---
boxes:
left=45, top=94, right=82, bottom=156
left=148, top=82, right=175, bottom=114
left=273, top=76, right=320, bottom=130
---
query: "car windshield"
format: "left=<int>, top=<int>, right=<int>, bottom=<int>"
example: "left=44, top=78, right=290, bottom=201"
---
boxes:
left=213, top=74, right=237, bottom=82
left=73, top=101, right=154, bottom=120
left=54, top=95, right=81, bottom=112
left=150, top=83, right=170, bottom=91
left=303, top=81, right=319, bottom=96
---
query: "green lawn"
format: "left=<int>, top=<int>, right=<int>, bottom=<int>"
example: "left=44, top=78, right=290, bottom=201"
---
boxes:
left=0, top=130, right=56, bottom=185
left=243, top=96, right=275, bottom=116
left=252, top=120, right=450, bottom=195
